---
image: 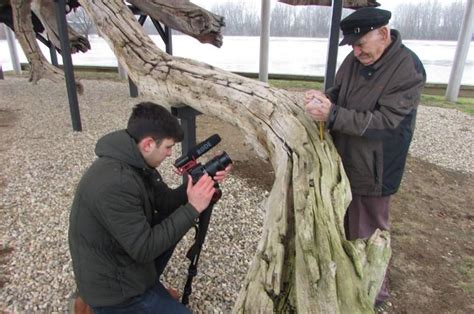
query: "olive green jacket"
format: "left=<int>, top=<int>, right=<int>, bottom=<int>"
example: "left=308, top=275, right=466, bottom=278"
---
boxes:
left=68, top=130, right=198, bottom=306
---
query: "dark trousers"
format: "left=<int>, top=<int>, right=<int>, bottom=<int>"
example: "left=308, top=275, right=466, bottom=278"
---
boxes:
left=344, top=194, right=391, bottom=304
left=92, top=246, right=189, bottom=314
left=91, top=281, right=190, bottom=314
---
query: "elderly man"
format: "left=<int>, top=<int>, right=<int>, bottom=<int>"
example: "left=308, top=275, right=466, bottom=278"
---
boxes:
left=304, top=7, right=426, bottom=310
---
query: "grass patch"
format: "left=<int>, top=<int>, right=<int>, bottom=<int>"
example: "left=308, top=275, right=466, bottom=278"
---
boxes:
left=455, top=257, right=474, bottom=293
left=269, top=79, right=323, bottom=90
left=269, top=80, right=473, bottom=116
left=4, top=71, right=473, bottom=116
left=421, top=94, right=474, bottom=115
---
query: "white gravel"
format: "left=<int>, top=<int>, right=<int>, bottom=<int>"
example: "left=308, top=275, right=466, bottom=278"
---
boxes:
left=0, top=78, right=472, bottom=312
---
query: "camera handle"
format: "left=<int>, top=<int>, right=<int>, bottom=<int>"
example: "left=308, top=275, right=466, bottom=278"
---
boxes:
left=181, top=183, right=220, bottom=305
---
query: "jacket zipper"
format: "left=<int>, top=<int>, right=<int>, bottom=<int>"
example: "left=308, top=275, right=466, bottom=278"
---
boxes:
left=373, top=151, right=379, bottom=184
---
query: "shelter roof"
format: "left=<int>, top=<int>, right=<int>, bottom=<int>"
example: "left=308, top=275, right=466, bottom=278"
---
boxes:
left=278, top=0, right=380, bottom=9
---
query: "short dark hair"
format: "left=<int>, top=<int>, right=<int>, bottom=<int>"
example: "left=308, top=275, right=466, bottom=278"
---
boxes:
left=127, top=102, right=184, bottom=143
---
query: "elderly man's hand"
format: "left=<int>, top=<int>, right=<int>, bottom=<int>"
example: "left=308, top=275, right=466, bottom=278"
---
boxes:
left=304, top=89, right=332, bottom=122
left=212, top=164, right=232, bottom=184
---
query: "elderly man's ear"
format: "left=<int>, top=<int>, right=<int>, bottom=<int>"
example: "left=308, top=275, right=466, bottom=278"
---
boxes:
left=379, top=26, right=390, bottom=41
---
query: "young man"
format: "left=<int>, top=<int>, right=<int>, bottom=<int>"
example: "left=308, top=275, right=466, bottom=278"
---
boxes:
left=304, top=7, right=426, bottom=310
left=69, top=102, right=231, bottom=313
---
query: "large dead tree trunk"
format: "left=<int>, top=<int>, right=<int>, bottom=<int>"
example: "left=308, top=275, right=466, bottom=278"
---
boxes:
left=77, top=0, right=390, bottom=312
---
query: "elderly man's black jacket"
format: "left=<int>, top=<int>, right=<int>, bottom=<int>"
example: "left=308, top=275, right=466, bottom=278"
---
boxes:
left=326, top=30, right=426, bottom=196
left=68, top=130, right=199, bottom=306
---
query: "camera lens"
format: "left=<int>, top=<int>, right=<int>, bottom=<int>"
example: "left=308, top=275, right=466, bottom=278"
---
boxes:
left=203, top=152, right=232, bottom=177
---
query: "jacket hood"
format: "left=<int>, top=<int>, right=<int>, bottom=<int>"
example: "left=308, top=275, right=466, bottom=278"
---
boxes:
left=369, top=29, right=402, bottom=71
left=95, top=130, right=148, bottom=169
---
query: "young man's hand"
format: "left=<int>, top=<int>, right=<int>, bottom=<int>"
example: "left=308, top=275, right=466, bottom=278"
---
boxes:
left=186, top=174, right=216, bottom=213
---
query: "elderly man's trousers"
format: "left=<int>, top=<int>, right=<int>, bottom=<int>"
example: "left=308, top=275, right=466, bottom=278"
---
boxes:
left=344, top=194, right=391, bottom=305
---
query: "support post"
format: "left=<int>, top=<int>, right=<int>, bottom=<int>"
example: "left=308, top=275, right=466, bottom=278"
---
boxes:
left=445, top=0, right=473, bottom=102
left=4, top=24, right=21, bottom=75
left=48, top=35, right=59, bottom=66
left=165, top=26, right=172, bottom=54
left=324, top=0, right=343, bottom=90
left=259, top=0, right=271, bottom=83
left=54, top=0, right=82, bottom=131
left=0, top=65, right=4, bottom=80
left=128, top=77, right=139, bottom=97
left=171, top=105, right=201, bottom=156
left=117, top=61, right=128, bottom=80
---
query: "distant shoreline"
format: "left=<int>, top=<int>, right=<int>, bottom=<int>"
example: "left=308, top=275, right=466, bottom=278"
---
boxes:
left=1, top=35, right=473, bottom=85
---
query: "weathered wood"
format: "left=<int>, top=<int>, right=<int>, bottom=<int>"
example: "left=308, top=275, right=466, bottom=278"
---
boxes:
left=10, top=0, right=63, bottom=83
left=3, top=0, right=90, bottom=53
left=278, top=0, right=380, bottom=9
left=9, top=0, right=390, bottom=311
left=31, top=0, right=90, bottom=53
left=77, top=1, right=390, bottom=312
left=128, top=0, right=225, bottom=47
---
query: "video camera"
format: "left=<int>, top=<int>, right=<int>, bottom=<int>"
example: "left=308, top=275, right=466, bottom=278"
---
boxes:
left=175, top=134, right=232, bottom=305
left=174, top=134, right=232, bottom=200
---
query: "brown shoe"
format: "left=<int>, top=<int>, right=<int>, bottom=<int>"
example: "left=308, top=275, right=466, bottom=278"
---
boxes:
left=166, top=286, right=180, bottom=301
left=74, top=296, right=93, bottom=314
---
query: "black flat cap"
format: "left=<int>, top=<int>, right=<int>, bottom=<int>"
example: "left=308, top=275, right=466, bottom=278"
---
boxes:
left=339, top=7, right=391, bottom=46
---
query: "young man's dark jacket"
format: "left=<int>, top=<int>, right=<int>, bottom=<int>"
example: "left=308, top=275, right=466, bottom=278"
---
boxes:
left=68, top=130, right=199, bottom=306
left=326, top=30, right=426, bottom=196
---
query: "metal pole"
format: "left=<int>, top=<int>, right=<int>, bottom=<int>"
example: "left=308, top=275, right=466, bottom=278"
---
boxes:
left=165, top=26, right=173, bottom=54
left=4, top=25, right=21, bottom=74
left=54, top=0, right=82, bottom=131
left=151, top=19, right=173, bottom=54
left=171, top=105, right=201, bottom=174
left=117, top=61, right=128, bottom=80
left=324, top=0, right=343, bottom=90
left=446, top=0, right=473, bottom=102
left=48, top=35, right=59, bottom=66
left=128, top=77, right=139, bottom=97
left=259, top=0, right=271, bottom=82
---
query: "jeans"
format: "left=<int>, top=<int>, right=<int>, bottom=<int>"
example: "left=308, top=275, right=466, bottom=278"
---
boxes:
left=92, top=281, right=190, bottom=314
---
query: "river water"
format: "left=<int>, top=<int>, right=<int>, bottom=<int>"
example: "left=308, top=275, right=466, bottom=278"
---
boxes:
left=1, top=35, right=473, bottom=85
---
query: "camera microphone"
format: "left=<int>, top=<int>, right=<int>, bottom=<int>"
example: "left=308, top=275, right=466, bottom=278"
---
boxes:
left=174, top=134, right=221, bottom=169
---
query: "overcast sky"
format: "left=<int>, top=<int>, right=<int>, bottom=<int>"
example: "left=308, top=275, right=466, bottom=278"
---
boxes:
left=191, top=0, right=463, bottom=13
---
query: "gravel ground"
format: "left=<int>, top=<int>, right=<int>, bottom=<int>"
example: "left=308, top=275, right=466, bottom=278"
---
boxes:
left=0, top=78, right=472, bottom=312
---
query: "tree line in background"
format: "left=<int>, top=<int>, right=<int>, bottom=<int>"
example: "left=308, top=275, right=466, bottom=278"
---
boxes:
left=210, top=0, right=468, bottom=40
left=0, top=0, right=468, bottom=41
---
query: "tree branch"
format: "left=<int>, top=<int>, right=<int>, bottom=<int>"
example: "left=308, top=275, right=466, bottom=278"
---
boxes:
left=128, top=0, right=225, bottom=47
left=11, top=0, right=63, bottom=83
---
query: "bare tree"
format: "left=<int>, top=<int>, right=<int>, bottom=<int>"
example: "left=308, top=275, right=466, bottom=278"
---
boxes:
left=271, top=3, right=295, bottom=36
left=67, top=7, right=95, bottom=39
left=392, top=0, right=466, bottom=40
left=439, top=0, right=467, bottom=40
left=211, top=1, right=260, bottom=36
